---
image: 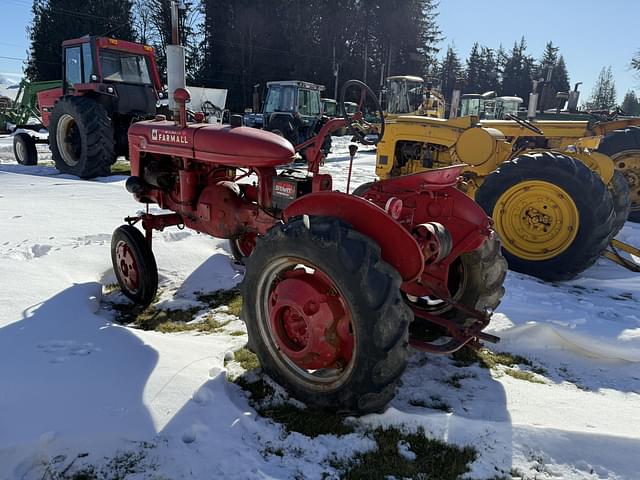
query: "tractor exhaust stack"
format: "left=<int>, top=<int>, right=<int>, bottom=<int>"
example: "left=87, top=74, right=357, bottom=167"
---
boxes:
left=167, top=0, right=187, bottom=119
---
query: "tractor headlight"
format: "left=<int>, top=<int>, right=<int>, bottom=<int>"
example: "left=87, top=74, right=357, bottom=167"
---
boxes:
left=107, top=86, right=115, bottom=94
left=90, top=74, right=98, bottom=82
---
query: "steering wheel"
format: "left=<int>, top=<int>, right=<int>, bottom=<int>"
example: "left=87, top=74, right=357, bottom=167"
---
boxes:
left=339, top=79, right=385, bottom=146
left=202, top=100, right=223, bottom=119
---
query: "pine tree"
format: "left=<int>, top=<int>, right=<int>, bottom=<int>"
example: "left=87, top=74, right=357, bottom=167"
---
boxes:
left=553, top=56, right=570, bottom=94
left=26, top=0, right=135, bottom=81
left=632, top=50, right=640, bottom=71
left=438, top=44, right=463, bottom=105
left=500, top=37, right=534, bottom=103
left=477, top=46, right=498, bottom=93
left=464, top=43, right=482, bottom=93
left=583, top=66, right=617, bottom=112
left=621, top=90, right=640, bottom=116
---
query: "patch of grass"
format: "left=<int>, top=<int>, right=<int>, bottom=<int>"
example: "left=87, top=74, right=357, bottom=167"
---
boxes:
left=106, top=287, right=242, bottom=333
left=409, top=395, right=452, bottom=412
left=452, top=347, right=546, bottom=385
left=234, top=347, right=260, bottom=370
left=110, top=162, right=131, bottom=176
left=443, top=372, right=473, bottom=389
left=453, top=347, right=546, bottom=375
left=505, top=369, right=545, bottom=384
left=229, top=330, right=246, bottom=336
left=196, top=287, right=243, bottom=317
left=334, top=426, right=476, bottom=480
left=102, top=283, right=120, bottom=294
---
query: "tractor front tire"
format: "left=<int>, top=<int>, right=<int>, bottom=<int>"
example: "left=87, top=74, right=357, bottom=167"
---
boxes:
left=111, top=225, right=158, bottom=307
left=597, top=126, right=640, bottom=222
left=228, top=232, right=257, bottom=265
left=50, top=96, right=115, bottom=178
left=13, top=132, right=38, bottom=165
left=406, top=234, right=507, bottom=329
left=476, top=151, right=614, bottom=281
left=609, top=169, right=631, bottom=238
left=242, top=216, right=411, bottom=414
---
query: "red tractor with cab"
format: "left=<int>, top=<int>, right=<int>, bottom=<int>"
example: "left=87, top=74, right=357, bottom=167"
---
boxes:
left=33, top=36, right=164, bottom=177
left=112, top=80, right=507, bottom=413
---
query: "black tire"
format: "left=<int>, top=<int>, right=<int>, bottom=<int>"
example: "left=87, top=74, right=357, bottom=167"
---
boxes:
left=111, top=225, right=158, bottom=306
left=241, top=216, right=411, bottom=414
left=266, top=115, right=299, bottom=146
left=475, top=151, right=615, bottom=281
left=406, top=234, right=507, bottom=328
left=50, top=96, right=115, bottom=178
left=597, top=126, right=640, bottom=222
left=13, top=132, right=38, bottom=166
left=608, top=170, right=631, bottom=238
left=352, top=181, right=374, bottom=197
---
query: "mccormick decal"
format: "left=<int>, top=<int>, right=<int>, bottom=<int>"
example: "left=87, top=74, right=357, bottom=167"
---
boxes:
left=151, top=129, right=189, bottom=145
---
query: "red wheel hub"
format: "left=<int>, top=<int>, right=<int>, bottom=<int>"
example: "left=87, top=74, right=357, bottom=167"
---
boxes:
left=269, top=269, right=353, bottom=370
left=115, top=241, right=139, bottom=292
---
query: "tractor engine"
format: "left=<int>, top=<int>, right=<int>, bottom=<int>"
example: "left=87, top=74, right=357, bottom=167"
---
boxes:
left=126, top=117, right=297, bottom=239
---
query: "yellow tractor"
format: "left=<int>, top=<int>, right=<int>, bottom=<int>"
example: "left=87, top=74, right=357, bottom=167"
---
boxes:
left=369, top=114, right=637, bottom=281
left=457, top=88, right=640, bottom=222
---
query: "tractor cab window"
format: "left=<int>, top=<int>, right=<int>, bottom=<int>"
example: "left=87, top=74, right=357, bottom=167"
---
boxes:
left=65, top=46, right=82, bottom=89
left=264, top=85, right=296, bottom=114
left=82, top=43, right=93, bottom=82
left=460, top=98, right=482, bottom=117
left=298, top=89, right=320, bottom=117
left=100, top=50, right=152, bottom=85
left=322, top=100, right=337, bottom=116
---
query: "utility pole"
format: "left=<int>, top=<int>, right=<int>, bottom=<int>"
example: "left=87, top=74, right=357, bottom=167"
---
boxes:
left=333, top=42, right=339, bottom=100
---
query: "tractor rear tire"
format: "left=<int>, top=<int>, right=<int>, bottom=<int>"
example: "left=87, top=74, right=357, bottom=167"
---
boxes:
left=111, top=225, right=158, bottom=307
left=242, top=216, right=411, bottom=414
left=13, top=132, right=37, bottom=166
left=50, top=96, right=115, bottom=178
left=406, top=234, right=507, bottom=329
left=597, top=126, right=640, bottom=223
left=475, top=151, right=615, bottom=281
left=352, top=181, right=374, bottom=197
left=609, top=169, right=631, bottom=238
left=266, top=116, right=299, bottom=147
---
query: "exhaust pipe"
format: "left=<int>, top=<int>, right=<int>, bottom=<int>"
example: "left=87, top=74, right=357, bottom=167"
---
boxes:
left=167, top=0, right=187, bottom=119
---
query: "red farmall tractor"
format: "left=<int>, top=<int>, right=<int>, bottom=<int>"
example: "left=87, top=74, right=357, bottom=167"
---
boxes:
left=37, top=36, right=163, bottom=178
left=112, top=80, right=507, bottom=413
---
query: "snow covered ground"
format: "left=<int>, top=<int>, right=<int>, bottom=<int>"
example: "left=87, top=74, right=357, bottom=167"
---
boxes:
left=0, top=135, right=639, bottom=479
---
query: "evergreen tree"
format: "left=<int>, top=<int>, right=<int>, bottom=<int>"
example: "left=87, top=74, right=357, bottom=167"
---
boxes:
left=500, top=37, right=534, bottom=103
left=583, top=66, right=617, bottom=111
left=632, top=50, right=640, bottom=71
left=438, top=44, right=463, bottom=105
left=26, top=0, right=135, bottom=81
left=477, top=46, right=499, bottom=93
left=553, top=56, right=570, bottom=94
left=621, top=90, right=640, bottom=116
left=464, top=43, right=482, bottom=93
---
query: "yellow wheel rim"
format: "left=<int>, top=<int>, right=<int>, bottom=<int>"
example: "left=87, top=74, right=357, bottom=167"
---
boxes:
left=612, top=149, right=640, bottom=210
left=493, top=180, right=579, bottom=261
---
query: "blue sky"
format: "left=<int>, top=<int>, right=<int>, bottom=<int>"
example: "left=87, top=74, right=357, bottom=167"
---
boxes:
left=1, top=0, right=638, bottom=102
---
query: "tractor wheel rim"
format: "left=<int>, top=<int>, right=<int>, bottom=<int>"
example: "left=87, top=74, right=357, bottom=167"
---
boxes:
left=15, top=140, right=25, bottom=163
left=56, top=114, right=81, bottom=167
left=257, top=257, right=356, bottom=387
left=115, top=240, right=139, bottom=293
left=611, top=149, right=640, bottom=211
left=494, top=180, right=579, bottom=261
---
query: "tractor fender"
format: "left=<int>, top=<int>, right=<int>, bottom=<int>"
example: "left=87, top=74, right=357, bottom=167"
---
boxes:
left=283, top=191, right=424, bottom=282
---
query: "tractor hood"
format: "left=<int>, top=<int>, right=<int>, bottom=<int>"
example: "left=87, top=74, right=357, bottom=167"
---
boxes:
left=129, top=120, right=296, bottom=166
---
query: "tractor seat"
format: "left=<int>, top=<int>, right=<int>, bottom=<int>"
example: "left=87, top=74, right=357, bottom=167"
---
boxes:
left=193, top=124, right=295, bottom=167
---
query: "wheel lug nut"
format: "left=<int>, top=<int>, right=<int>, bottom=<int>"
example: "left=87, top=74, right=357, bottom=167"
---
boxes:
left=304, top=301, right=318, bottom=315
